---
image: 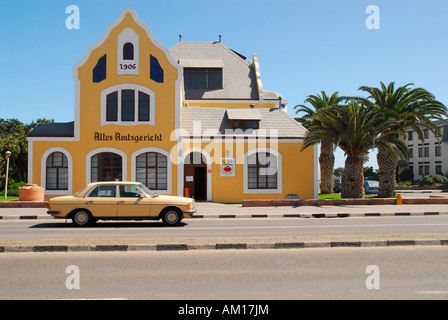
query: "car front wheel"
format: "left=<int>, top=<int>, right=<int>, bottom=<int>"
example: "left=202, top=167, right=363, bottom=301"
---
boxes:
left=72, top=210, right=94, bottom=227
left=162, top=208, right=182, bottom=226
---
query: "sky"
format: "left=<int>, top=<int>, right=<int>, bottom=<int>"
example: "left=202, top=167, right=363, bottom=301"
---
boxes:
left=1, top=0, right=447, bottom=170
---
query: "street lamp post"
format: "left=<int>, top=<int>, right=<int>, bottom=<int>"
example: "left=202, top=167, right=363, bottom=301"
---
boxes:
left=4, top=151, right=11, bottom=200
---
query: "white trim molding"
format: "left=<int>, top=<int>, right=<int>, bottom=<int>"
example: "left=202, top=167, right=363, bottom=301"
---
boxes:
left=243, top=148, right=282, bottom=194
left=86, top=148, right=128, bottom=185
left=40, top=147, right=73, bottom=196
left=131, top=147, right=172, bottom=195
left=117, top=27, right=139, bottom=76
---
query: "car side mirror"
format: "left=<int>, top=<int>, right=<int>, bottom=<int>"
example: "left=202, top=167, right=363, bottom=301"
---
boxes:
left=138, top=192, right=144, bottom=198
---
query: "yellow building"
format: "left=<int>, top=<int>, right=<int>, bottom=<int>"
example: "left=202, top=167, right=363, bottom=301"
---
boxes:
left=27, top=8, right=317, bottom=203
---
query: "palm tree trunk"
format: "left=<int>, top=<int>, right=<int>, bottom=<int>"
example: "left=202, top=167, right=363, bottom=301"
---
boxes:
left=319, top=142, right=335, bottom=194
left=341, top=156, right=364, bottom=198
left=377, top=148, right=397, bottom=197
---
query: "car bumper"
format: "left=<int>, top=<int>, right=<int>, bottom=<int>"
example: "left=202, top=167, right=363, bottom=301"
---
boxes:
left=47, top=210, right=68, bottom=219
left=183, top=209, right=196, bottom=218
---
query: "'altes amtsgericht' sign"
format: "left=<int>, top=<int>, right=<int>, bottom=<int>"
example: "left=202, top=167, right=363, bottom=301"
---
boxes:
left=94, top=132, right=163, bottom=143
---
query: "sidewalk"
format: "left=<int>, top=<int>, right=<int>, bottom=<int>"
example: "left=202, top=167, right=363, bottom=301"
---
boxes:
left=1, top=201, right=448, bottom=220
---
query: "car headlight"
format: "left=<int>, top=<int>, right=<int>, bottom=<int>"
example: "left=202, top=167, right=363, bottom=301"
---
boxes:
left=187, top=200, right=195, bottom=210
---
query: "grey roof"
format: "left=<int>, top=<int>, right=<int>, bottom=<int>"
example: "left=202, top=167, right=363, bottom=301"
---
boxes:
left=180, top=107, right=306, bottom=138
left=170, top=42, right=259, bottom=100
left=28, top=122, right=74, bottom=138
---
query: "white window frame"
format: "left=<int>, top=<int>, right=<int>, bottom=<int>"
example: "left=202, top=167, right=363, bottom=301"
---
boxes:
left=131, top=148, right=172, bottom=195
left=101, top=84, right=155, bottom=126
left=244, top=148, right=282, bottom=194
left=41, top=147, right=73, bottom=195
left=86, top=148, right=127, bottom=185
left=117, top=28, right=139, bottom=76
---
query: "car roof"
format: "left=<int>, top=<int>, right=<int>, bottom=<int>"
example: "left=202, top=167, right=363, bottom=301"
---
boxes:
left=87, top=181, right=142, bottom=187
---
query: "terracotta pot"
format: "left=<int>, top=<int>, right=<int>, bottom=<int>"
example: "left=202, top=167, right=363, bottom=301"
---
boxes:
left=19, top=184, right=45, bottom=202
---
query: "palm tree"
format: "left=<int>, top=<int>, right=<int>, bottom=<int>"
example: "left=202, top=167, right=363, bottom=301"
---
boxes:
left=295, top=92, right=346, bottom=194
left=358, top=82, right=448, bottom=197
left=302, top=101, right=407, bottom=198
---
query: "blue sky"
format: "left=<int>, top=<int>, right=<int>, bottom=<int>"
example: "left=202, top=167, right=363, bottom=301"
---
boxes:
left=1, top=0, right=447, bottom=170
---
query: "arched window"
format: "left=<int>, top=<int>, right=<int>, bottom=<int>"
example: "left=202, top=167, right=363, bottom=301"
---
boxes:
left=91, top=152, right=122, bottom=182
left=247, top=152, right=278, bottom=190
left=123, top=42, right=134, bottom=60
left=136, top=152, right=168, bottom=190
left=46, top=152, right=68, bottom=190
left=102, top=84, right=154, bottom=125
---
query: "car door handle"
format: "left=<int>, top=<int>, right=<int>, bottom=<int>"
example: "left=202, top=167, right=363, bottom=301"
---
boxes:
left=86, top=201, right=93, bottom=204
left=118, top=201, right=125, bottom=204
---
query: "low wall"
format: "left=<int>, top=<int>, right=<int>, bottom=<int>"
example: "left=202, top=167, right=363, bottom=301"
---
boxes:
left=242, top=198, right=448, bottom=207
left=0, top=202, right=48, bottom=208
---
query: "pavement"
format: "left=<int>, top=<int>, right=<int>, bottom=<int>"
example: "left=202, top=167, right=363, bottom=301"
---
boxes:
left=1, top=200, right=448, bottom=220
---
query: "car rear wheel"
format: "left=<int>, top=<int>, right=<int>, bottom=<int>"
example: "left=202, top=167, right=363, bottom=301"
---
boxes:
left=162, top=208, right=182, bottom=226
left=72, top=210, right=94, bottom=227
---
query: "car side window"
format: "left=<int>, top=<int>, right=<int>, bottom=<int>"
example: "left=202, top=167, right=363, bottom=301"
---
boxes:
left=87, top=186, right=117, bottom=198
left=119, top=185, right=140, bottom=198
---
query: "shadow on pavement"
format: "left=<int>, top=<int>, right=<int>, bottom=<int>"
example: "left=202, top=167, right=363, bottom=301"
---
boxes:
left=29, top=221, right=188, bottom=229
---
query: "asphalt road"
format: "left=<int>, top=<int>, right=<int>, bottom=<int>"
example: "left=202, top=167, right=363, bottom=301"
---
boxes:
left=1, top=247, right=447, bottom=300
left=0, top=216, right=447, bottom=246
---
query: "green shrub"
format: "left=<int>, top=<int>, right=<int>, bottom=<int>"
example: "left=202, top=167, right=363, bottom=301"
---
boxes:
left=0, top=180, right=27, bottom=197
left=418, top=174, right=448, bottom=186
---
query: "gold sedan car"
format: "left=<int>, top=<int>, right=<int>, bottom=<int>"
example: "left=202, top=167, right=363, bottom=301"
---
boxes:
left=47, top=182, right=195, bottom=227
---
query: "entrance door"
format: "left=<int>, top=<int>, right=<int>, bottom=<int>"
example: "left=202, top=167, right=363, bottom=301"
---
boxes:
left=194, top=167, right=207, bottom=201
left=184, top=152, right=207, bottom=201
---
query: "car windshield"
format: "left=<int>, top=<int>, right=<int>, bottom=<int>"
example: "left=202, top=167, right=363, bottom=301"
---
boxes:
left=368, top=181, right=379, bottom=186
left=138, top=184, right=156, bottom=197
left=73, top=186, right=88, bottom=197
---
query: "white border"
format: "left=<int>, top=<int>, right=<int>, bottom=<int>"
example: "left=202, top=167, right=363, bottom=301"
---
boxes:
left=86, top=148, right=128, bottom=185
left=182, top=147, right=212, bottom=202
left=117, top=27, right=139, bottom=76
left=243, top=148, right=282, bottom=194
left=101, top=83, right=155, bottom=126
left=40, top=147, right=73, bottom=195
left=131, top=147, right=172, bottom=194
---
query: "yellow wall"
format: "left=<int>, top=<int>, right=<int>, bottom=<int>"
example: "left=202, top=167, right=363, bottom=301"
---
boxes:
left=183, top=140, right=315, bottom=203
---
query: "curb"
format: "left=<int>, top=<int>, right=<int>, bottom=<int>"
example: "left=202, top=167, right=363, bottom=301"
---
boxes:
left=242, top=198, right=448, bottom=207
left=1, top=211, right=446, bottom=220
left=1, top=239, right=447, bottom=253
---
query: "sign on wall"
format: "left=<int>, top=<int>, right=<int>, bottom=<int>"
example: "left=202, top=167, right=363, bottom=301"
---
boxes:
left=220, top=158, right=235, bottom=177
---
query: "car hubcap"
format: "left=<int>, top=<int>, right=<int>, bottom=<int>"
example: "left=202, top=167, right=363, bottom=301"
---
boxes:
left=166, top=212, right=178, bottom=224
left=76, top=212, right=87, bottom=224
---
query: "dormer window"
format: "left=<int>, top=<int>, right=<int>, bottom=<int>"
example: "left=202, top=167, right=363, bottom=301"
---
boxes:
left=184, top=68, right=222, bottom=89
left=231, top=120, right=260, bottom=130
left=226, top=109, right=262, bottom=131
left=123, top=43, right=134, bottom=60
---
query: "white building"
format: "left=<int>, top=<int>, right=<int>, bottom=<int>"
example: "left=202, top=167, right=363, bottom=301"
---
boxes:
left=398, top=120, right=448, bottom=180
